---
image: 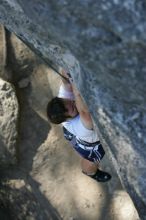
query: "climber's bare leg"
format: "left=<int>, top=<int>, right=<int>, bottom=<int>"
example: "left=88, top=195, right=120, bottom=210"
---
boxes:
left=81, top=158, right=111, bottom=182
left=81, top=158, right=99, bottom=175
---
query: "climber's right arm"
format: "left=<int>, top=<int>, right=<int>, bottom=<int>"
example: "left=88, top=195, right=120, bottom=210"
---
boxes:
left=60, top=68, right=73, bottom=92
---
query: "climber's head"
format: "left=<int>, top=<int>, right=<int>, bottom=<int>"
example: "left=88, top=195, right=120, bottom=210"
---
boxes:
left=47, top=97, right=78, bottom=124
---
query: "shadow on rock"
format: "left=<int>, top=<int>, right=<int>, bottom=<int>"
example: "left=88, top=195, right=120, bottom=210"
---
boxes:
left=0, top=176, right=62, bottom=220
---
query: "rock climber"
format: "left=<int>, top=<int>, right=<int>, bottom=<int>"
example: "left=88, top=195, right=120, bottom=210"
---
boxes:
left=47, top=68, right=111, bottom=182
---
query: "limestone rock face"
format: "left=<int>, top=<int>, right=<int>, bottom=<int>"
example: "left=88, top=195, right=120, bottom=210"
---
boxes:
left=0, top=0, right=146, bottom=219
left=0, top=78, right=19, bottom=166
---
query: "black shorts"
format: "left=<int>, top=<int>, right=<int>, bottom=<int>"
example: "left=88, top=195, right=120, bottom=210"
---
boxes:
left=63, top=127, right=105, bottom=163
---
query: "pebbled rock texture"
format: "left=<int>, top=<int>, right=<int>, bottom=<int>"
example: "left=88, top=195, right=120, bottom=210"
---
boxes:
left=0, top=78, right=19, bottom=166
left=0, top=0, right=146, bottom=218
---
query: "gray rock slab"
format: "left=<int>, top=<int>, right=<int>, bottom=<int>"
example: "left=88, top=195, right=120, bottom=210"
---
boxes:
left=0, top=0, right=146, bottom=218
left=0, top=78, right=19, bottom=166
left=0, top=24, right=6, bottom=79
left=0, top=25, right=6, bottom=64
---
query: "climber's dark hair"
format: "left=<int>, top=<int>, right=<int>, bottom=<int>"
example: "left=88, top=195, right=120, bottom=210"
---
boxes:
left=47, top=97, right=68, bottom=124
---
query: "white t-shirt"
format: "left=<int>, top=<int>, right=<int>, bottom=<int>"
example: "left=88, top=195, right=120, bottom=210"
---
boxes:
left=58, top=85, right=99, bottom=143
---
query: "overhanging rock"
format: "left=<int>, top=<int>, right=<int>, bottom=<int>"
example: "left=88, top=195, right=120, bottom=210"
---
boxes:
left=0, top=1, right=146, bottom=219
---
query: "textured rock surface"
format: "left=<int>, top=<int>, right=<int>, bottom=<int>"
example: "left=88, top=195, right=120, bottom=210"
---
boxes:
left=0, top=0, right=146, bottom=219
left=0, top=78, right=19, bottom=166
left=0, top=25, right=7, bottom=79
left=0, top=179, right=61, bottom=220
left=0, top=33, right=139, bottom=219
left=0, top=25, right=6, bottom=69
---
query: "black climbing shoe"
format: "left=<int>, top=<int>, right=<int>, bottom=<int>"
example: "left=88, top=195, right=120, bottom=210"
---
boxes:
left=91, top=169, right=111, bottom=182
